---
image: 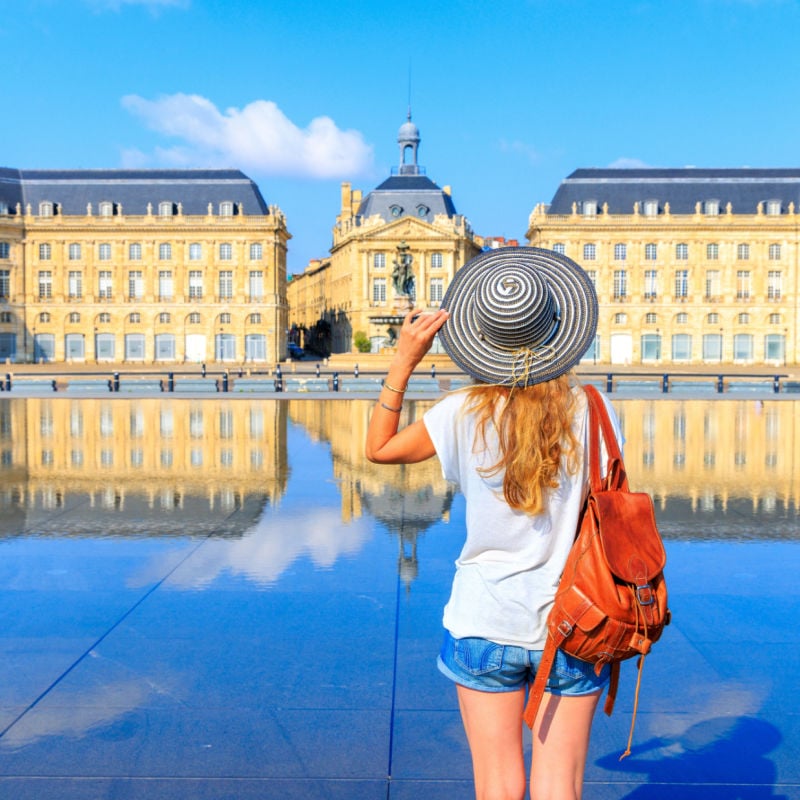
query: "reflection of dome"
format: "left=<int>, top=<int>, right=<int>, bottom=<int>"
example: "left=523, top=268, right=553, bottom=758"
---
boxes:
left=361, top=479, right=455, bottom=592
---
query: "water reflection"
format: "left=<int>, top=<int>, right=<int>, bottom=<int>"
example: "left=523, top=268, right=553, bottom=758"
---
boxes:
left=1, top=397, right=798, bottom=560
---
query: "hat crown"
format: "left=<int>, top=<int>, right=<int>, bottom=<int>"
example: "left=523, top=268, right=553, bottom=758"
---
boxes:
left=473, top=266, right=559, bottom=351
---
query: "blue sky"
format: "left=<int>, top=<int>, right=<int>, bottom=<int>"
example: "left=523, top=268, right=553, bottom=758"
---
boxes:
left=4, top=0, right=800, bottom=271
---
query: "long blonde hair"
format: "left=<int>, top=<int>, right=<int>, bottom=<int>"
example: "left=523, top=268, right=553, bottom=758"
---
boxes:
left=464, top=374, right=581, bottom=516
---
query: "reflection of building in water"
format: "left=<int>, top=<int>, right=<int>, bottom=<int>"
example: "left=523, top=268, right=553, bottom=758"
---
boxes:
left=0, top=398, right=288, bottom=537
left=616, top=398, right=800, bottom=538
left=288, top=398, right=455, bottom=588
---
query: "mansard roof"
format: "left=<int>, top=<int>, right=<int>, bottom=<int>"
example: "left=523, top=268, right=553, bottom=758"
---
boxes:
left=357, top=174, right=458, bottom=222
left=548, top=167, right=800, bottom=215
left=0, top=168, right=269, bottom=215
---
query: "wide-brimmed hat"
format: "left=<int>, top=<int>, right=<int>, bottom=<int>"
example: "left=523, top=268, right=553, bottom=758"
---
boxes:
left=439, top=246, right=598, bottom=387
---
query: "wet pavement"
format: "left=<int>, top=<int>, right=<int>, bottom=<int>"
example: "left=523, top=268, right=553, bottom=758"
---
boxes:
left=0, top=396, right=798, bottom=799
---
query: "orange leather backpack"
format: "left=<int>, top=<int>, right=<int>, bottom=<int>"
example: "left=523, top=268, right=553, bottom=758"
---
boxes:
left=523, top=385, right=670, bottom=758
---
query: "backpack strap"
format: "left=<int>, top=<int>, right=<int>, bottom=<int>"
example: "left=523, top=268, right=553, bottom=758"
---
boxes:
left=523, top=634, right=558, bottom=728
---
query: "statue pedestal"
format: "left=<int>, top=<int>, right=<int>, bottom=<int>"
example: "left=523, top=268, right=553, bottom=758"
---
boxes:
left=394, top=295, right=414, bottom=314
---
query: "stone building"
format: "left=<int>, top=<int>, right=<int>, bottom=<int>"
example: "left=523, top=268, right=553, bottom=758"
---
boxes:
left=527, top=168, right=800, bottom=367
left=287, top=114, right=480, bottom=354
left=0, top=168, right=289, bottom=364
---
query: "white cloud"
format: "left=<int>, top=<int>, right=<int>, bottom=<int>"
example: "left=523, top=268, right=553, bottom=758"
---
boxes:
left=121, top=93, right=374, bottom=179
left=608, top=157, right=652, bottom=169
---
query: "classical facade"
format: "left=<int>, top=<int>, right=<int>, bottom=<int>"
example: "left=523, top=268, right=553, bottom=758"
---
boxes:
left=287, top=114, right=480, bottom=354
left=0, top=168, right=290, bottom=364
left=527, top=168, right=800, bottom=367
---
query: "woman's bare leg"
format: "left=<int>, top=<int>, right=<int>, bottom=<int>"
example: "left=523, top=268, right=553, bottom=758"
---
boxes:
left=529, top=691, right=601, bottom=800
left=456, top=684, right=527, bottom=800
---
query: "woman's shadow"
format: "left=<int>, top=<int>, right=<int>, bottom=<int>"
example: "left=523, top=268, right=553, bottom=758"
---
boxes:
left=595, top=716, right=788, bottom=799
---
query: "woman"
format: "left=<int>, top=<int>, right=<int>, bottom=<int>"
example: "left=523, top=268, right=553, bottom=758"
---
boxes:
left=366, top=248, right=622, bottom=800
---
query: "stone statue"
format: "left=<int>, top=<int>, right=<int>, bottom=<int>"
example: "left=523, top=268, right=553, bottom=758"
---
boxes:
left=392, top=241, right=415, bottom=301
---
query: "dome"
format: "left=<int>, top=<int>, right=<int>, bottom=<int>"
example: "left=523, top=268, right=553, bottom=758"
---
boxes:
left=398, top=116, right=420, bottom=145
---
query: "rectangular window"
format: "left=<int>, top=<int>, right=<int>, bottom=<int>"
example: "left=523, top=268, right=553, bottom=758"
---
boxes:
left=0, top=270, right=9, bottom=299
left=374, top=253, right=386, bottom=269
left=674, top=270, right=688, bottom=299
left=430, top=252, right=443, bottom=268
left=583, top=244, right=596, bottom=261
left=644, top=270, right=658, bottom=299
left=553, top=243, right=566, bottom=255
left=672, top=333, right=692, bottom=361
left=768, top=270, right=782, bottom=300
left=250, top=243, right=263, bottom=260
left=39, top=243, right=51, bottom=260
left=737, top=243, right=750, bottom=260
left=98, top=243, right=111, bottom=261
left=249, top=271, right=264, bottom=301
left=703, top=333, right=723, bottom=361
left=129, top=243, right=142, bottom=260
left=736, top=270, right=751, bottom=300
left=189, top=243, right=202, bottom=261
left=189, top=270, right=203, bottom=299
left=613, top=270, right=627, bottom=299
left=585, top=270, right=596, bottom=287
left=159, top=243, right=172, bottom=260
left=68, top=271, right=83, bottom=299
left=128, top=270, right=143, bottom=300
left=769, top=243, right=781, bottom=260
left=219, top=270, right=233, bottom=299
left=645, top=243, right=657, bottom=261
left=372, top=277, right=386, bottom=303
left=0, top=242, right=9, bottom=259
left=68, top=243, right=82, bottom=260
left=98, top=271, right=113, bottom=299
left=676, top=243, right=688, bottom=260
left=430, top=278, right=444, bottom=303
left=158, top=270, right=173, bottom=301
left=707, top=243, right=719, bottom=260
left=614, top=243, right=627, bottom=261
left=705, top=270, right=720, bottom=300
left=219, top=243, right=233, bottom=261
left=38, top=271, right=52, bottom=299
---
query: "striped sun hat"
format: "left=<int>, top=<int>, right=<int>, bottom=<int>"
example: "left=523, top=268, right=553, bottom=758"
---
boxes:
left=438, top=247, right=598, bottom=387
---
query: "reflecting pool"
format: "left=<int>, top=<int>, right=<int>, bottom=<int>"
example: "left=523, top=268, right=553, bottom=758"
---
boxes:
left=0, top=396, right=798, bottom=799
left=2, top=396, right=798, bottom=546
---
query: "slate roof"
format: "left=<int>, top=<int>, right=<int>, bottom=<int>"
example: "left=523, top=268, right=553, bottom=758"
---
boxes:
left=548, top=168, right=800, bottom=215
left=357, top=174, right=458, bottom=223
left=0, top=168, right=269, bottom=216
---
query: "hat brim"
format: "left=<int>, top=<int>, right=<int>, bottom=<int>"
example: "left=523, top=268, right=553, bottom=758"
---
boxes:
left=439, top=247, right=598, bottom=386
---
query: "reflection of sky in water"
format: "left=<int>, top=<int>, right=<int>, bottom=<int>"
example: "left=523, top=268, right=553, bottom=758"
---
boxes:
left=0, top=396, right=797, bottom=799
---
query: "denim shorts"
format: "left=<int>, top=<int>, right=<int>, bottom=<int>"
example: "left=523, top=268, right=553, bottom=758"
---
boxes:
left=437, top=629, right=610, bottom=695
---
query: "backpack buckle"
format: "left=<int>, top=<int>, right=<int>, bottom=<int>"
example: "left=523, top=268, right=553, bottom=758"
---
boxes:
left=557, top=620, right=573, bottom=637
left=635, top=584, right=654, bottom=605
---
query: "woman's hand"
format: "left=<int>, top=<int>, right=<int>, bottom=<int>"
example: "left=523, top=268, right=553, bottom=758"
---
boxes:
left=365, top=307, right=449, bottom=465
left=393, top=308, right=450, bottom=371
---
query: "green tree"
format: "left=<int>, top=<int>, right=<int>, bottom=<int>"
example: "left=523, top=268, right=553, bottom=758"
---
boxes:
left=353, top=330, right=372, bottom=353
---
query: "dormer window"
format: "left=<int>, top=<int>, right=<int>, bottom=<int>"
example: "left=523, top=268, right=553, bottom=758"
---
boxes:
left=0, top=203, right=9, bottom=215
left=643, top=199, right=658, bottom=217
left=158, top=202, right=174, bottom=217
left=766, top=199, right=782, bottom=216
left=582, top=200, right=597, bottom=217
left=99, top=201, right=114, bottom=217
left=39, top=201, right=54, bottom=217
left=416, top=204, right=429, bottom=217
left=219, top=201, right=234, bottom=217
left=704, top=199, right=720, bottom=216
left=389, top=205, right=403, bottom=217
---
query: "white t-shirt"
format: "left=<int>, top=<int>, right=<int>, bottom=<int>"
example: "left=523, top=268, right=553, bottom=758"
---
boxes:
left=423, top=385, right=623, bottom=650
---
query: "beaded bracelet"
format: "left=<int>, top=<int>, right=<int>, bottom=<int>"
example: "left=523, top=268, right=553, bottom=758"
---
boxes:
left=383, top=380, right=407, bottom=394
left=380, top=401, right=403, bottom=413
